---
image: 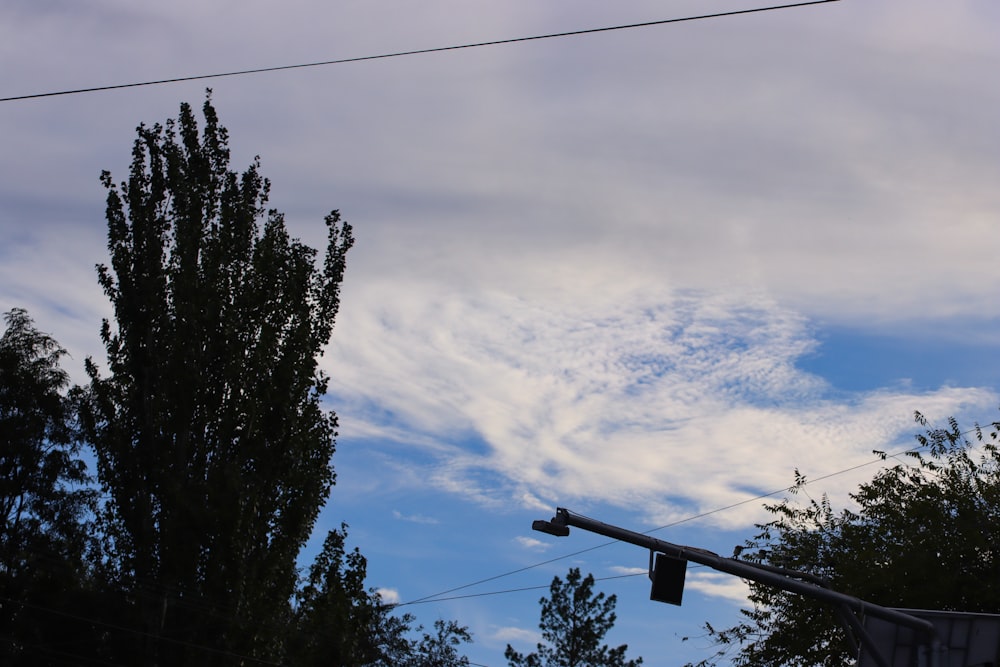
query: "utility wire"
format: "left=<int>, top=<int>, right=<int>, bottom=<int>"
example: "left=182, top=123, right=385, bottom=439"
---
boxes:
left=394, top=537, right=617, bottom=608
left=401, top=572, right=647, bottom=606
left=1, top=0, right=840, bottom=103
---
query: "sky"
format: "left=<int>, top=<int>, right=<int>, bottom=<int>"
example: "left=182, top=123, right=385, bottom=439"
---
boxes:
left=2, top=0, right=999, bottom=665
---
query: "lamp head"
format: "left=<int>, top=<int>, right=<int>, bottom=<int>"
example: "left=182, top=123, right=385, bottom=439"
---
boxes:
left=532, top=516, right=570, bottom=537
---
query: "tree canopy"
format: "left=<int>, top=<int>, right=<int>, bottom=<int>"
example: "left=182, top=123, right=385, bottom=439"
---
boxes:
left=690, top=413, right=1000, bottom=667
left=506, top=567, right=643, bottom=667
left=77, top=92, right=355, bottom=665
left=0, top=308, right=97, bottom=665
left=0, top=309, right=91, bottom=571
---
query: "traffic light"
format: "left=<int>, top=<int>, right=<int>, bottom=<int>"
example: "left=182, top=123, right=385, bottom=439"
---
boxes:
left=649, top=553, right=687, bottom=606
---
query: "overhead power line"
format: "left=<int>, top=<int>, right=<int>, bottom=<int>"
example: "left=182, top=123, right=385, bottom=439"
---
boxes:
left=2, top=0, right=840, bottom=103
left=400, top=572, right=647, bottom=606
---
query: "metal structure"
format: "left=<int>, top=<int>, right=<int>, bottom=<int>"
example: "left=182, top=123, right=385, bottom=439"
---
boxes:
left=860, top=609, right=1000, bottom=667
left=533, top=507, right=945, bottom=667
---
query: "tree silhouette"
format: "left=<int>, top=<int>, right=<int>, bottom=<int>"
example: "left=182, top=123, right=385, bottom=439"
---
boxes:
left=506, top=568, right=642, bottom=667
left=0, top=308, right=97, bottom=665
left=689, top=414, right=1000, bottom=667
left=79, top=92, right=353, bottom=665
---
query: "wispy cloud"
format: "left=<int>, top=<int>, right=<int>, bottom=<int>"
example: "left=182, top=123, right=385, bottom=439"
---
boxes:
left=392, top=510, right=439, bottom=525
left=514, top=536, right=551, bottom=552
left=685, top=571, right=751, bottom=605
left=326, top=284, right=997, bottom=527
left=491, top=625, right=539, bottom=646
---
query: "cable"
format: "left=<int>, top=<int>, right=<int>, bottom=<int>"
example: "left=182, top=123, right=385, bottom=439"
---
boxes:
left=394, top=539, right=616, bottom=608
left=401, top=572, right=647, bottom=606
left=1, top=0, right=841, bottom=103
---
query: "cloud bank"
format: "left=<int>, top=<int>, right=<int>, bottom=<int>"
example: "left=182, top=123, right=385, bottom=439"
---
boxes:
left=326, top=282, right=997, bottom=527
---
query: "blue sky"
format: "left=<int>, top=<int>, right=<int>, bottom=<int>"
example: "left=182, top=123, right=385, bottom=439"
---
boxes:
left=2, top=1, right=999, bottom=665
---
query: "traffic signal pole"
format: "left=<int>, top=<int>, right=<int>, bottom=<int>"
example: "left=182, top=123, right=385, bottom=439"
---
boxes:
left=533, top=507, right=941, bottom=667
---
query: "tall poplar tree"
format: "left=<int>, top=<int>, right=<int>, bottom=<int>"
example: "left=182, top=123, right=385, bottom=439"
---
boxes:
left=80, top=93, right=353, bottom=664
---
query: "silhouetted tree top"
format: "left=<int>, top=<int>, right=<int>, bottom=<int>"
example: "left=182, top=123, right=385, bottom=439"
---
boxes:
left=506, top=567, right=643, bottom=667
left=80, top=91, right=353, bottom=665
left=688, top=413, right=1000, bottom=667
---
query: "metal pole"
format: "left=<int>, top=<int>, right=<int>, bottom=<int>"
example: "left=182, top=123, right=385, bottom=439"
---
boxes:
left=534, top=507, right=939, bottom=659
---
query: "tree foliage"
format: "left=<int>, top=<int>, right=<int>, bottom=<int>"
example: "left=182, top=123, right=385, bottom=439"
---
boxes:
left=405, top=619, right=474, bottom=667
left=506, top=567, right=643, bottom=667
left=0, top=308, right=97, bottom=665
left=292, top=525, right=404, bottom=665
left=689, top=414, right=1000, bottom=667
left=78, top=92, right=354, bottom=664
left=290, top=522, right=474, bottom=666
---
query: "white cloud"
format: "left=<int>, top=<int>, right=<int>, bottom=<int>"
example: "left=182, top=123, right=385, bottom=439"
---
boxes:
left=519, top=492, right=552, bottom=512
left=326, top=283, right=998, bottom=528
left=374, top=587, right=401, bottom=605
left=609, top=566, right=647, bottom=576
left=514, top=536, right=551, bottom=552
left=685, top=571, right=751, bottom=606
left=392, top=510, right=439, bottom=525
left=491, top=625, right=539, bottom=646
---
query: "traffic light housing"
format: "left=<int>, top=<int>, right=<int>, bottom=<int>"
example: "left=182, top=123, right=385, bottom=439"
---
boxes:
left=649, top=553, right=687, bottom=605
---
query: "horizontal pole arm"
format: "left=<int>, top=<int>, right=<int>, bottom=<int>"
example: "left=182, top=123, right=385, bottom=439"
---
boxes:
left=543, top=508, right=937, bottom=640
